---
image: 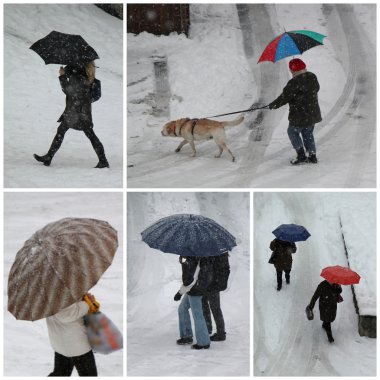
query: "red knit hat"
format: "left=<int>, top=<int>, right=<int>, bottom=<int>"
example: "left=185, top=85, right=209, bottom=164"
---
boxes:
left=289, top=58, right=306, bottom=72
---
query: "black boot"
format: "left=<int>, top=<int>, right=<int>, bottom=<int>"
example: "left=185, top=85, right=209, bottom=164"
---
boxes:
left=176, top=337, right=193, bottom=345
left=33, top=154, right=52, bottom=166
left=95, top=160, right=109, bottom=169
left=210, top=332, right=226, bottom=341
left=34, top=126, right=67, bottom=166
left=290, top=147, right=308, bottom=165
left=83, top=128, right=110, bottom=168
left=191, top=344, right=210, bottom=350
left=285, top=273, right=290, bottom=284
left=308, top=153, right=318, bottom=164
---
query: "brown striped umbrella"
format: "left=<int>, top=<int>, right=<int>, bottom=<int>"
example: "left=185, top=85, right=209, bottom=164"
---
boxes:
left=8, top=218, right=118, bottom=321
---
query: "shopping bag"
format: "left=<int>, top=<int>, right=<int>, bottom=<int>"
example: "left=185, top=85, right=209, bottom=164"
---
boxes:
left=84, top=311, right=123, bottom=354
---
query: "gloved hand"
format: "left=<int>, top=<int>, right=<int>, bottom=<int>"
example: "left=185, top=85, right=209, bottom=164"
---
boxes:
left=83, top=293, right=100, bottom=313
left=174, top=292, right=182, bottom=301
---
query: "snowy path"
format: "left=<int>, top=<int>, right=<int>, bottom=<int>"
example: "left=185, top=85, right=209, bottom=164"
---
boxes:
left=4, top=4, right=123, bottom=188
left=254, top=193, right=376, bottom=376
left=127, top=193, right=250, bottom=376
left=255, top=4, right=376, bottom=187
left=127, top=4, right=375, bottom=188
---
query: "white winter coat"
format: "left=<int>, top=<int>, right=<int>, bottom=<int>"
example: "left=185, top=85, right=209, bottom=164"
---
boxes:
left=46, top=301, right=91, bottom=357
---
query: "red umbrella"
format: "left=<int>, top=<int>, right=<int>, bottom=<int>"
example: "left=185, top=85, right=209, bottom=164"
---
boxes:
left=320, top=265, right=361, bottom=285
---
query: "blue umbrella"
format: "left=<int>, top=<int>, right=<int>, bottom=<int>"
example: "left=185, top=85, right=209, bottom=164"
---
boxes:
left=272, top=223, right=310, bottom=242
left=141, top=214, right=236, bottom=257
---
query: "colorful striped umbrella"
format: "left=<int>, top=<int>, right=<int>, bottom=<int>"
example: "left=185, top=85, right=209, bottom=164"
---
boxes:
left=8, top=218, right=118, bottom=321
left=258, top=30, right=326, bottom=63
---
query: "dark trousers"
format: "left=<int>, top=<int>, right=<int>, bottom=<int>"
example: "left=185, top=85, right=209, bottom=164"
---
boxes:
left=202, top=292, right=225, bottom=334
left=46, top=124, right=107, bottom=162
left=48, top=351, right=97, bottom=377
left=276, top=269, right=291, bottom=288
left=322, top=322, right=333, bottom=338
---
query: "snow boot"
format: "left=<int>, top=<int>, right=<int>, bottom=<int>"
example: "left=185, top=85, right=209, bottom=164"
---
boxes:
left=290, top=147, right=308, bottom=165
left=308, top=153, right=318, bottom=164
left=210, top=332, right=226, bottom=342
left=277, top=285, right=281, bottom=291
left=191, top=344, right=210, bottom=350
left=176, top=337, right=193, bottom=345
left=34, top=128, right=66, bottom=166
left=285, top=273, right=290, bottom=284
left=94, top=160, right=109, bottom=169
left=33, top=154, right=53, bottom=166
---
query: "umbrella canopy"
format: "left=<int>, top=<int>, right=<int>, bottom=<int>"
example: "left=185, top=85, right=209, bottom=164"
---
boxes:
left=141, top=214, right=236, bottom=257
left=30, top=31, right=99, bottom=65
left=8, top=218, right=118, bottom=321
left=272, top=223, right=311, bottom=242
left=320, top=265, right=361, bottom=285
left=258, top=30, right=326, bottom=63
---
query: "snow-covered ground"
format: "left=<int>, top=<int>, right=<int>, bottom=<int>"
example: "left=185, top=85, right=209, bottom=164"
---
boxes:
left=4, top=4, right=123, bottom=188
left=127, top=192, right=250, bottom=376
left=4, top=193, right=123, bottom=376
left=254, top=192, right=376, bottom=376
left=127, top=4, right=376, bottom=188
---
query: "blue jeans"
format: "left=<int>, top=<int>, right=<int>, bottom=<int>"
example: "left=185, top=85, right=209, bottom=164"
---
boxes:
left=178, top=294, right=210, bottom=346
left=287, top=124, right=316, bottom=154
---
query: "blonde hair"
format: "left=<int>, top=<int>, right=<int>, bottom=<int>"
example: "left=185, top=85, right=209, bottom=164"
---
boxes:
left=85, top=61, right=96, bottom=85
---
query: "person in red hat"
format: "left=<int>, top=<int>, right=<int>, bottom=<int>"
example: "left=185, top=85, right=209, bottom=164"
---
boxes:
left=269, top=58, right=322, bottom=165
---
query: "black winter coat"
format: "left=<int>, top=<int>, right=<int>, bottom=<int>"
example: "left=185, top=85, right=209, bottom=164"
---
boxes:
left=269, top=71, right=322, bottom=127
left=309, top=280, right=342, bottom=323
left=181, top=256, right=213, bottom=297
left=270, top=239, right=296, bottom=272
left=57, top=66, right=93, bottom=131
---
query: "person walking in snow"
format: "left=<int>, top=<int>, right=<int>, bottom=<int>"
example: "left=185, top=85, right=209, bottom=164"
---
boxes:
left=307, top=280, right=342, bottom=343
left=268, top=58, right=322, bottom=165
left=269, top=238, right=297, bottom=291
left=34, top=61, right=109, bottom=168
left=173, top=256, right=212, bottom=350
left=202, top=252, right=230, bottom=342
left=47, top=292, right=98, bottom=376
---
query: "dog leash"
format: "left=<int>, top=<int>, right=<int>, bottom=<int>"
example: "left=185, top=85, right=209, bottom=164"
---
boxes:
left=205, top=104, right=270, bottom=118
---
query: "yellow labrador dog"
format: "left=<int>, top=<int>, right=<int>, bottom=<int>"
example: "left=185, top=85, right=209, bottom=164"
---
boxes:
left=161, top=115, right=244, bottom=162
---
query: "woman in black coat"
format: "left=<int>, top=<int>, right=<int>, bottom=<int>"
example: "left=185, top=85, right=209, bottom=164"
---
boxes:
left=269, top=238, right=296, bottom=291
left=308, top=280, right=342, bottom=342
left=34, top=62, right=109, bottom=168
left=269, top=58, right=321, bottom=165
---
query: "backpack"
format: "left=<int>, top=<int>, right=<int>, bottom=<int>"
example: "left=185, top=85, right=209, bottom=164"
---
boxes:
left=208, top=253, right=230, bottom=293
left=91, top=78, right=101, bottom=103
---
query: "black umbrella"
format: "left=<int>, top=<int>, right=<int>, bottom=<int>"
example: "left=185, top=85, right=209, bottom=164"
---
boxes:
left=30, top=31, right=99, bottom=65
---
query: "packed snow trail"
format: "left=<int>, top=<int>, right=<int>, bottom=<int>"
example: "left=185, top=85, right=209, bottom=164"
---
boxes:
left=254, top=193, right=376, bottom=376
left=255, top=4, right=376, bottom=187
left=127, top=4, right=375, bottom=188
